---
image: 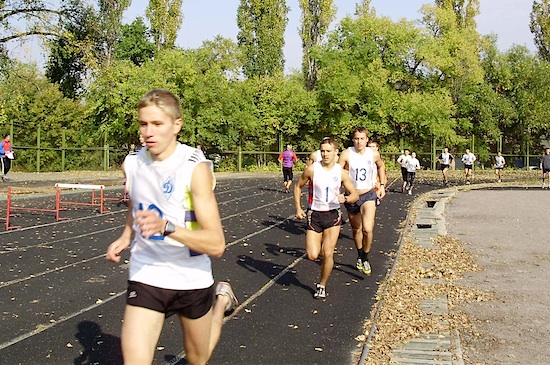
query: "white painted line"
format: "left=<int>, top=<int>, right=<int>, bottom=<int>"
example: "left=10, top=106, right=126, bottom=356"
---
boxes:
left=0, top=290, right=126, bottom=351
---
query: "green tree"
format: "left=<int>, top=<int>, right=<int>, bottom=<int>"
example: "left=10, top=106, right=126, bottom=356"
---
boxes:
left=299, top=0, right=336, bottom=90
left=434, top=0, right=479, bottom=29
left=146, top=0, right=183, bottom=52
left=530, top=0, right=550, bottom=62
left=114, top=17, right=155, bottom=66
left=237, top=0, right=288, bottom=77
left=45, top=1, right=101, bottom=99
left=99, top=0, right=131, bottom=66
left=0, top=61, right=88, bottom=171
left=0, top=0, right=64, bottom=53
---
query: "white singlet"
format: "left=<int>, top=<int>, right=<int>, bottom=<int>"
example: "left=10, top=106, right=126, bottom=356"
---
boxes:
left=439, top=152, right=453, bottom=165
left=308, top=162, right=342, bottom=211
left=462, top=153, right=476, bottom=165
left=124, top=143, right=215, bottom=290
left=347, top=147, right=376, bottom=191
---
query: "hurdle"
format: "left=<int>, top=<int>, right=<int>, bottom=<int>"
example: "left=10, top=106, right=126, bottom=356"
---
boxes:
left=1, top=184, right=108, bottom=230
left=90, top=179, right=128, bottom=207
left=1, top=186, right=62, bottom=230
left=55, top=183, right=107, bottom=215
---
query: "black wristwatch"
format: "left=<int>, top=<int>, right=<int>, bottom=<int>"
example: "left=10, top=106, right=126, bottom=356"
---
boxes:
left=163, top=221, right=176, bottom=236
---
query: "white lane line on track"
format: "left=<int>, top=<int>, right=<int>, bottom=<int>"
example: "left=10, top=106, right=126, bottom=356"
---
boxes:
left=0, top=196, right=292, bottom=249
left=0, top=290, right=126, bottom=351
left=218, top=190, right=267, bottom=205
left=164, top=226, right=305, bottom=365
left=0, top=214, right=300, bottom=352
left=0, top=225, right=122, bottom=254
left=0, top=204, right=294, bottom=288
left=0, top=252, right=107, bottom=288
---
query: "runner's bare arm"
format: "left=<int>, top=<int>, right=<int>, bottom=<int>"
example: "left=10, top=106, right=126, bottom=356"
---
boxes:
left=294, top=165, right=314, bottom=220
left=374, top=150, right=386, bottom=199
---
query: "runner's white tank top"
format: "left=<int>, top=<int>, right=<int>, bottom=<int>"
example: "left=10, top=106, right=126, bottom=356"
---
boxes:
left=347, top=147, right=376, bottom=190
left=308, top=162, right=342, bottom=211
left=440, top=152, right=452, bottom=165
left=124, top=143, right=215, bottom=290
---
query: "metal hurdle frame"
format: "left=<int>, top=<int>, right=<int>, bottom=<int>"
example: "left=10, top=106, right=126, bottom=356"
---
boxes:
left=1, top=186, right=65, bottom=230
left=2, top=183, right=107, bottom=231
left=55, top=183, right=107, bottom=215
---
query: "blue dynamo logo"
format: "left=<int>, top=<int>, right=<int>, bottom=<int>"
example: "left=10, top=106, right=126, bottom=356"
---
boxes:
left=163, top=177, right=174, bottom=195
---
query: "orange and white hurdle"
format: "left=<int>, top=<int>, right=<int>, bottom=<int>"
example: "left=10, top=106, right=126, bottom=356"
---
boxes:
left=2, top=183, right=107, bottom=230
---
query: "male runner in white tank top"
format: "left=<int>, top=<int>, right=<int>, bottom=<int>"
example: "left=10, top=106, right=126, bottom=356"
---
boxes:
left=294, top=137, right=358, bottom=299
left=338, top=127, right=387, bottom=275
left=106, top=89, right=237, bottom=365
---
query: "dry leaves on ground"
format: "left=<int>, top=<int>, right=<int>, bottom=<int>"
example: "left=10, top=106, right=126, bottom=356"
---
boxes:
left=362, top=235, right=491, bottom=364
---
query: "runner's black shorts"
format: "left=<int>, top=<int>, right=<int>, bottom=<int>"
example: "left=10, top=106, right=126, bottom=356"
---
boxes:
left=440, top=163, right=450, bottom=170
left=401, top=166, right=407, bottom=180
left=464, top=164, right=473, bottom=170
left=282, top=167, right=293, bottom=182
left=306, top=209, right=342, bottom=233
left=126, top=281, right=214, bottom=319
left=344, top=189, right=377, bottom=215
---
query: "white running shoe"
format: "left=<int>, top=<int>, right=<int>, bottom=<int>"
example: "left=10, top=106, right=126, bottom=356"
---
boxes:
left=362, top=260, right=372, bottom=275
left=356, top=258, right=362, bottom=270
left=314, top=284, right=326, bottom=299
left=216, top=282, right=238, bottom=315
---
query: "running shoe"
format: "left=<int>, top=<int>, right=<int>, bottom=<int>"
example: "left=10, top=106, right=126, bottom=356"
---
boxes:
left=362, top=260, right=372, bottom=275
left=314, top=284, right=326, bottom=299
left=356, top=258, right=363, bottom=270
left=216, top=282, right=239, bottom=315
left=408, top=190, right=412, bottom=195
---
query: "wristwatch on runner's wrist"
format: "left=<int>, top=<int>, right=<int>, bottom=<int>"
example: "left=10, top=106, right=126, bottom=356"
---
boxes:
left=163, top=221, right=176, bottom=236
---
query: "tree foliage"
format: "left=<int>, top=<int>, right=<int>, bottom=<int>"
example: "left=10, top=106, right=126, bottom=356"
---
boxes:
left=98, top=0, right=131, bottom=66
left=45, top=1, right=101, bottom=99
left=237, top=0, right=288, bottom=77
left=114, top=17, right=155, bottom=66
left=1, top=2, right=549, bottom=172
left=530, top=0, right=550, bottom=62
left=146, top=0, right=183, bottom=52
left=299, top=0, right=336, bottom=90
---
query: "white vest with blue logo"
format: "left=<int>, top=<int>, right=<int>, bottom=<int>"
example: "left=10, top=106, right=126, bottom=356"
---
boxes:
left=124, top=143, right=214, bottom=290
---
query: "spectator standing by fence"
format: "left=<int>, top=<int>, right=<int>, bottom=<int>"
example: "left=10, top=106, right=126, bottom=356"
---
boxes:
left=0, top=133, right=14, bottom=181
left=278, top=144, right=299, bottom=193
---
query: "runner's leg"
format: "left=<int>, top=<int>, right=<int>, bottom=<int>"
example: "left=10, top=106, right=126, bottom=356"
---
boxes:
left=121, top=305, right=164, bottom=365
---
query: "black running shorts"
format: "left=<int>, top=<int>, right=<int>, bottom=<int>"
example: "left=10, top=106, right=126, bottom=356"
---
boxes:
left=282, top=167, right=293, bottom=182
left=306, top=209, right=342, bottom=233
left=126, top=281, right=215, bottom=319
